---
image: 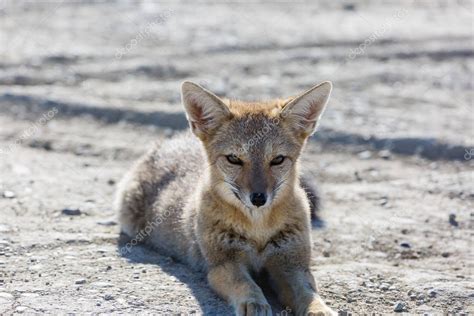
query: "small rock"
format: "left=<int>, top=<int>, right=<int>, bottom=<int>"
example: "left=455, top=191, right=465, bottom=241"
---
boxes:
left=449, top=214, right=459, bottom=227
left=106, top=266, right=112, bottom=271
left=75, top=278, right=86, bottom=285
left=2, top=191, right=15, bottom=199
left=104, top=294, right=114, bottom=301
left=91, top=281, right=113, bottom=288
left=97, top=220, right=117, bottom=226
left=378, top=150, right=392, bottom=159
left=358, top=150, right=372, bottom=160
left=21, top=293, right=39, bottom=298
left=401, top=229, right=409, bottom=235
left=61, top=208, right=81, bottom=216
left=15, top=306, right=28, bottom=313
left=0, top=224, right=12, bottom=233
left=343, top=3, right=356, bottom=11
left=428, top=290, right=437, bottom=298
left=441, top=252, right=450, bottom=258
left=380, top=283, right=390, bottom=291
left=107, top=179, right=116, bottom=185
left=394, top=301, right=407, bottom=312
left=400, top=242, right=411, bottom=248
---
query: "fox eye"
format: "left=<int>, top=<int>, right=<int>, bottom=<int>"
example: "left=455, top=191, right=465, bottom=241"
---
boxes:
left=270, top=155, right=285, bottom=166
left=226, top=154, right=243, bottom=165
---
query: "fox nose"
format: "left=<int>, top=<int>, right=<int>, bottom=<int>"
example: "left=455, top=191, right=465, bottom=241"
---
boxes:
left=250, top=193, right=266, bottom=207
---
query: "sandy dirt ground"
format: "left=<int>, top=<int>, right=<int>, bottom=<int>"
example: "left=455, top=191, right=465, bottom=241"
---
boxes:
left=0, top=0, right=473, bottom=315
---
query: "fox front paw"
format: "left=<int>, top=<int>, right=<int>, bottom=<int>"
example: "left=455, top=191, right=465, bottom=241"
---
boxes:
left=304, top=297, right=336, bottom=316
left=235, top=299, right=272, bottom=316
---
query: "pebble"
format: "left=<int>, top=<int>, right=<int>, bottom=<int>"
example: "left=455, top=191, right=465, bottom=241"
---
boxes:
left=0, top=224, right=12, bottom=233
left=378, top=150, right=392, bottom=159
left=97, top=220, right=117, bottom=226
left=21, top=293, right=39, bottom=298
left=75, top=278, right=86, bottom=285
left=91, top=281, right=113, bottom=288
left=343, top=3, right=356, bottom=11
left=449, top=214, right=459, bottom=227
left=28, top=264, right=43, bottom=271
left=429, top=290, right=437, bottom=298
left=104, top=294, right=114, bottom=301
left=61, top=208, right=82, bottom=216
left=15, top=306, right=28, bottom=313
left=2, top=191, right=16, bottom=199
left=400, top=242, right=411, bottom=248
left=394, top=301, right=407, bottom=312
left=358, top=150, right=372, bottom=160
left=380, top=283, right=390, bottom=291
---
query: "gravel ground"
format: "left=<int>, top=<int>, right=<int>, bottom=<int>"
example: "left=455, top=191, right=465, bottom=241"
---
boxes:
left=0, top=1, right=473, bottom=315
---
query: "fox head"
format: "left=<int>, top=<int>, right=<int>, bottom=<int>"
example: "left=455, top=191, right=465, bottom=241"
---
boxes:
left=181, top=81, right=332, bottom=217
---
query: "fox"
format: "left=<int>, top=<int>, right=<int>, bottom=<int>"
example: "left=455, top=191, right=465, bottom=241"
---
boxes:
left=115, top=81, right=335, bottom=316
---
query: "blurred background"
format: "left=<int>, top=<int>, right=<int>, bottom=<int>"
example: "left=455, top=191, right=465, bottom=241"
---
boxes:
left=0, top=1, right=472, bottom=315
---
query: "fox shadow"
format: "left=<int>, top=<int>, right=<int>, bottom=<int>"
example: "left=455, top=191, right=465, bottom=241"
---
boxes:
left=117, top=233, right=231, bottom=315
left=117, top=233, right=288, bottom=315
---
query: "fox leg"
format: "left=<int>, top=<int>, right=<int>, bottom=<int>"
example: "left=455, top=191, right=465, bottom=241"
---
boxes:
left=265, top=257, right=335, bottom=316
left=207, top=262, right=272, bottom=316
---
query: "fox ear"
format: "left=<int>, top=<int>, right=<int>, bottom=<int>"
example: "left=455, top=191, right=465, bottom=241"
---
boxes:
left=281, top=81, right=332, bottom=139
left=181, top=81, right=232, bottom=140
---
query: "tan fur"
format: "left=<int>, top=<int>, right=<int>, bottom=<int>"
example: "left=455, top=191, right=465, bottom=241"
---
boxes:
left=116, top=81, right=335, bottom=315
